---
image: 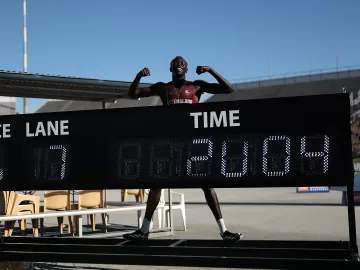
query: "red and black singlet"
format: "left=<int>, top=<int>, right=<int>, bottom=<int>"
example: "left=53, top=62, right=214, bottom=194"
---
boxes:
left=163, top=82, right=199, bottom=105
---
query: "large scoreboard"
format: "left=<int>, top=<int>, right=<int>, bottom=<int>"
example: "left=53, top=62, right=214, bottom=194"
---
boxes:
left=0, top=93, right=353, bottom=191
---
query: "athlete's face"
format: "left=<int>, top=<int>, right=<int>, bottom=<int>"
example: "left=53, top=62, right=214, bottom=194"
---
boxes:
left=171, top=57, right=187, bottom=77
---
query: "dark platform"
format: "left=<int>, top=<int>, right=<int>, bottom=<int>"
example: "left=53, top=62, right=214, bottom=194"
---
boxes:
left=0, top=237, right=359, bottom=269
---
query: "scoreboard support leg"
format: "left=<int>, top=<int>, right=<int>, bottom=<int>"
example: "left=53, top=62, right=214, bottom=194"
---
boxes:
left=346, top=185, right=359, bottom=260
left=102, top=101, right=109, bottom=224
left=168, top=188, right=174, bottom=236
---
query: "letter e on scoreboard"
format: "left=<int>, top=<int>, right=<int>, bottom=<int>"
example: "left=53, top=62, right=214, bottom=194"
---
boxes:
left=60, top=120, right=69, bottom=135
left=0, top=124, right=11, bottom=138
left=229, top=110, right=240, bottom=127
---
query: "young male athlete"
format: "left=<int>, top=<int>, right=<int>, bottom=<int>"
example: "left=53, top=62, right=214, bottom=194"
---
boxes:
left=124, top=56, right=243, bottom=242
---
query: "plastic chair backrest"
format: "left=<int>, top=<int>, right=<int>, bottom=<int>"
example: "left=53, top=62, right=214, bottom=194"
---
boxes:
left=125, top=189, right=141, bottom=195
left=44, top=190, right=71, bottom=210
left=159, top=189, right=166, bottom=204
left=79, top=190, right=103, bottom=208
left=0, top=191, right=7, bottom=215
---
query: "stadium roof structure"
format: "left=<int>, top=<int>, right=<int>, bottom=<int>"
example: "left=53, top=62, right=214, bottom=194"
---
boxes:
left=208, top=66, right=360, bottom=102
left=2, top=66, right=360, bottom=114
left=0, top=70, right=153, bottom=102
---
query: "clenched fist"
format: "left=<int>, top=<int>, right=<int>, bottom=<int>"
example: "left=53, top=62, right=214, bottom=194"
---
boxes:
left=196, top=66, right=212, bottom=75
left=138, top=67, right=151, bottom=77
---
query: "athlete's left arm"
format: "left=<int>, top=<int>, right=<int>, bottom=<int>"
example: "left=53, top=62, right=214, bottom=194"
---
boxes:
left=194, top=66, right=234, bottom=94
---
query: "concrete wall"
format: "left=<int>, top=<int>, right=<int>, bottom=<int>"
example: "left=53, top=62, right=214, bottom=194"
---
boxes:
left=0, top=96, right=16, bottom=115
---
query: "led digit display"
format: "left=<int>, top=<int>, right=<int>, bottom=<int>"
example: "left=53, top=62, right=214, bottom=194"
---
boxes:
left=221, top=138, right=249, bottom=178
left=262, top=135, right=291, bottom=177
left=300, top=135, right=330, bottom=175
left=0, top=93, right=353, bottom=190
left=110, top=135, right=335, bottom=182
left=187, top=139, right=213, bottom=177
left=117, top=142, right=142, bottom=180
left=149, top=140, right=174, bottom=179
left=32, top=143, right=69, bottom=182
left=45, top=144, right=67, bottom=181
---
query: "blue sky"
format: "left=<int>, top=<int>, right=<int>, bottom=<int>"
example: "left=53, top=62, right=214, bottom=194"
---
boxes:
left=1, top=0, right=359, bottom=113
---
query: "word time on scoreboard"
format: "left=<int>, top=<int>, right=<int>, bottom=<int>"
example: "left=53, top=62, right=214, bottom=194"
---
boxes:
left=0, top=93, right=353, bottom=191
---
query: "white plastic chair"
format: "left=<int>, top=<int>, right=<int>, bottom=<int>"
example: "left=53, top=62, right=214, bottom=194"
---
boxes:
left=162, top=189, right=186, bottom=231
left=143, top=189, right=165, bottom=230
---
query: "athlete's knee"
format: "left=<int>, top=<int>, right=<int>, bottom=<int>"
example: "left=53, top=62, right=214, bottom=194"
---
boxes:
left=147, top=188, right=162, bottom=202
left=202, top=188, right=215, bottom=196
left=202, top=188, right=215, bottom=193
left=148, top=188, right=162, bottom=195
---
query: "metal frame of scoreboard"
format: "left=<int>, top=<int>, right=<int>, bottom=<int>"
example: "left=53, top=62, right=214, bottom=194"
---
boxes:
left=0, top=71, right=359, bottom=270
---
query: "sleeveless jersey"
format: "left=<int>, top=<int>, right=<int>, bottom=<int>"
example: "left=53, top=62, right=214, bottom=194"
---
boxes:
left=165, top=83, right=199, bottom=105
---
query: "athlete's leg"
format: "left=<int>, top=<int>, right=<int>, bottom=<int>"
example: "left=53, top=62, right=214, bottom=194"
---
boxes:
left=202, top=188, right=223, bottom=220
left=144, top=188, right=162, bottom=220
left=202, top=188, right=243, bottom=242
left=123, top=188, right=162, bottom=240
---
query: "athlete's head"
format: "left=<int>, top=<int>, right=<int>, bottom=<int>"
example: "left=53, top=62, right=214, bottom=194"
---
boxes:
left=170, top=56, right=188, bottom=79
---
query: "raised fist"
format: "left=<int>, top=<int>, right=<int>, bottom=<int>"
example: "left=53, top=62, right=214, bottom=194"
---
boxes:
left=138, top=67, right=151, bottom=77
left=196, top=66, right=211, bottom=75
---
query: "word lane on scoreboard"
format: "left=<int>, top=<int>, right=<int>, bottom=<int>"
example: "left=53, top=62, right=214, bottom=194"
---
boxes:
left=0, top=93, right=353, bottom=191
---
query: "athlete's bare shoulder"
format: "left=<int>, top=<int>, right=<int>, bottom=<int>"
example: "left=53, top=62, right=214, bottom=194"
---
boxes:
left=146, top=81, right=165, bottom=95
left=157, top=81, right=171, bottom=92
left=151, top=81, right=167, bottom=89
left=192, top=80, right=207, bottom=86
left=186, top=80, right=201, bottom=91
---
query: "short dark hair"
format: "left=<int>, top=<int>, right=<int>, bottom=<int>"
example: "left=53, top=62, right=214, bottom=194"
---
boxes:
left=170, top=56, right=187, bottom=67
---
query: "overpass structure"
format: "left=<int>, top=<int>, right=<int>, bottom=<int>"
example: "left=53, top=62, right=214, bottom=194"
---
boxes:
left=27, top=66, right=360, bottom=114
left=0, top=70, right=161, bottom=114
left=1, top=66, right=360, bottom=114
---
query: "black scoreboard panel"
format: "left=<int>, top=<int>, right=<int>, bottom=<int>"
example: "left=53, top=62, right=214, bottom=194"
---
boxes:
left=0, top=93, right=353, bottom=191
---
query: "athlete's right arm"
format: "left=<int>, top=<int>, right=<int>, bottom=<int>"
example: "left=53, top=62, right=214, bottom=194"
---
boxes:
left=128, top=68, right=163, bottom=98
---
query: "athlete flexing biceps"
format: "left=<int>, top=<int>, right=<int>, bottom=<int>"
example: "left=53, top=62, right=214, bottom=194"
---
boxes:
left=124, top=56, right=242, bottom=242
